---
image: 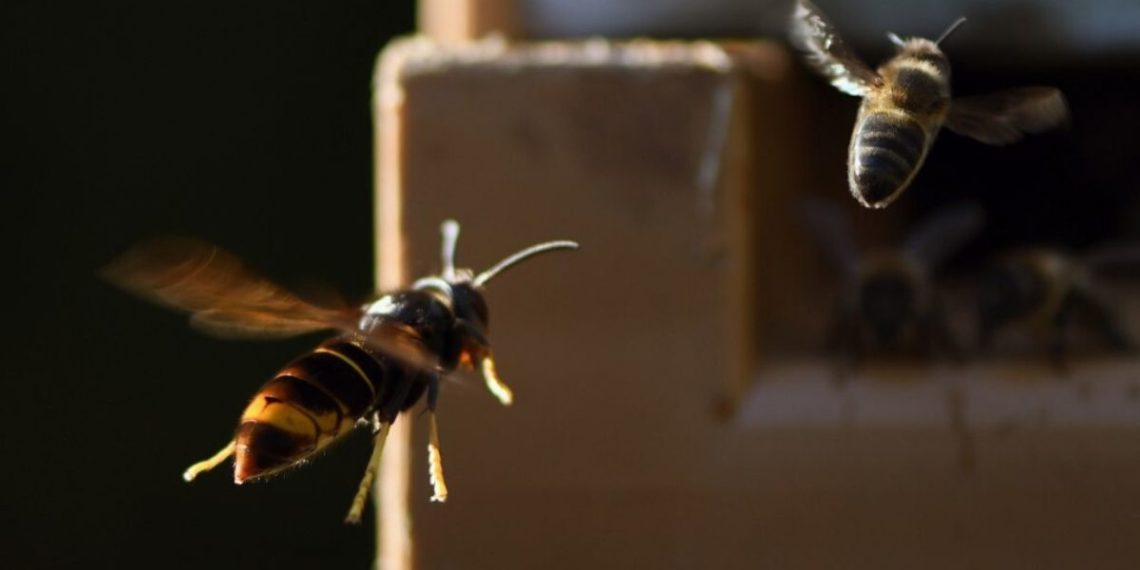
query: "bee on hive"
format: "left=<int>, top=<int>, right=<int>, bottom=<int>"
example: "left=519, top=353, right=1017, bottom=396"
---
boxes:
left=802, top=199, right=983, bottom=376
left=977, top=245, right=1138, bottom=369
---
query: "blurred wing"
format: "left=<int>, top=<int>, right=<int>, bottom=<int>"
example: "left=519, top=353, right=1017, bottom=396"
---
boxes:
left=1080, top=242, right=1140, bottom=271
left=789, top=0, right=879, bottom=96
left=357, top=317, right=453, bottom=374
left=799, top=197, right=860, bottom=276
left=102, top=237, right=358, bottom=339
left=902, top=203, right=985, bottom=268
left=945, top=87, right=1069, bottom=145
left=188, top=309, right=345, bottom=339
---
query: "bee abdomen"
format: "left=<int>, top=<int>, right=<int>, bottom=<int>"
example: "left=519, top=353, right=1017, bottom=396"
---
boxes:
left=849, top=112, right=929, bottom=208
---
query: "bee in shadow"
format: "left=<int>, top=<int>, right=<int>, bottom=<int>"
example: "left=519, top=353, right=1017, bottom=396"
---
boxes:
left=977, top=245, right=1139, bottom=371
left=802, top=199, right=984, bottom=378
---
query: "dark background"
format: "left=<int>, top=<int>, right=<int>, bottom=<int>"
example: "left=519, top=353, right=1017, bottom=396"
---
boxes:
left=3, top=1, right=413, bottom=568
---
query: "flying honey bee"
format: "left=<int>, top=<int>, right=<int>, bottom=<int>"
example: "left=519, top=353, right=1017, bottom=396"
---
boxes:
left=790, top=0, right=1069, bottom=209
left=103, top=221, right=578, bottom=523
left=977, top=245, right=1138, bottom=369
left=801, top=199, right=984, bottom=376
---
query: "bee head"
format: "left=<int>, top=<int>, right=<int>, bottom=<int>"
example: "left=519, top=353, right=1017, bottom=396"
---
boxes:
left=413, top=220, right=578, bottom=332
left=889, top=16, right=966, bottom=51
left=897, top=38, right=946, bottom=61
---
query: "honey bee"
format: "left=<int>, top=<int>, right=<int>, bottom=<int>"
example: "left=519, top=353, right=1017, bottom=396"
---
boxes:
left=801, top=199, right=983, bottom=375
left=790, top=0, right=1069, bottom=209
left=103, top=221, right=577, bottom=523
left=977, top=246, right=1137, bottom=368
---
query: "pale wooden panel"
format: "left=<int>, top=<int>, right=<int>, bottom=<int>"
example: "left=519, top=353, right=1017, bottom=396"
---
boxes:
left=419, top=0, right=519, bottom=43
left=374, top=36, right=1140, bottom=570
left=376, top=36, right=775, bottom=568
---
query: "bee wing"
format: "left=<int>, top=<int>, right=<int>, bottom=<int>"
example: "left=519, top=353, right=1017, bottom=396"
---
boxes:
left=799, top=197, right=861, bottom=276
left=789, top=0, right=879, bottom=96
left=902, top=203, right=985, bottom=268
left=1080, top=242, right=1140, bottom=272
left=945, top=87, right=1069, bottom=145
left=103, top=237, right=361, bottom=337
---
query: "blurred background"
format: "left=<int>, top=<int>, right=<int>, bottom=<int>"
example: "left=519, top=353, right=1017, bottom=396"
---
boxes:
left=5, top=0, right=1140, bottom=569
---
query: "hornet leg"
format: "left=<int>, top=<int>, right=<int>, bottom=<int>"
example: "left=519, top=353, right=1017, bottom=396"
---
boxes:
left=456, top=319, right=513, bottom=406
left=480, top=353, right=513, bottom=406
left=427, top=375, right=449, bottom=502
left=344, top=418, right=391, bottom=524
left=182, top=440, right=236, bottom=482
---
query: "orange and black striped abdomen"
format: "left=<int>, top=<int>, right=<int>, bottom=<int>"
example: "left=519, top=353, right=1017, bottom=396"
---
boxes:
left=233, top=338, right=390, bottom=483
left=847, top=111, right=930, bottom=209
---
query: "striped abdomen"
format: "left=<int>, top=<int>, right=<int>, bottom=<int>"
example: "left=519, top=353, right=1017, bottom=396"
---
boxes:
left=847, top=110, right=932, bottom=209
left=233, top=337, right=393, bottom=483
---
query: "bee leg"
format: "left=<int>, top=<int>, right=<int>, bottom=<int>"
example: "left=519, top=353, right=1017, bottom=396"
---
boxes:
left=823, top=301, right=848, bottom=348
left=344, top=418, right=392, bottom=524
left=976, top=317, right=995, bottom=356
left=1048, top=330, right=1070, bottom=375
left=182, top=440, right=236, bottom=482
left=1048, top=296, right=1077, bottom=375
left=917, top=312, right=939, bottom=360
left=1075, top=290, right=1134, bottom=352
left=828, top=309, right=862, bottom=385
left=426, top=375, right=449, bottom=502
left=945, top=378, right=976, bottom=475
left=825, top=308, right=861, bottom=424
left=928, top=299, right=965, bottom=363
left=824, top=309, right=845, bottom=380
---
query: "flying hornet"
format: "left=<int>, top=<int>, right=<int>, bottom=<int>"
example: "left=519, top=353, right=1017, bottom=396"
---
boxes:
left=104, top=221, right=578, bottom=522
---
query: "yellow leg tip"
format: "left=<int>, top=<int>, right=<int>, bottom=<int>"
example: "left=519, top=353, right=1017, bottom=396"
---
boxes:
left=183, top=440, right=235, bottom=483
left=428, top=413, right=449, bottom=502
left=344, top=504, right=366, bottom=525
left=428, top=443, right=449, bottom=502
left=482, top=357, right=514, bottom=406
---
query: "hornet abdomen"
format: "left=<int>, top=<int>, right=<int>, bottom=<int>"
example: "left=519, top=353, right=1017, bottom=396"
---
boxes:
left=233, top=337, right=394, bottom=483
